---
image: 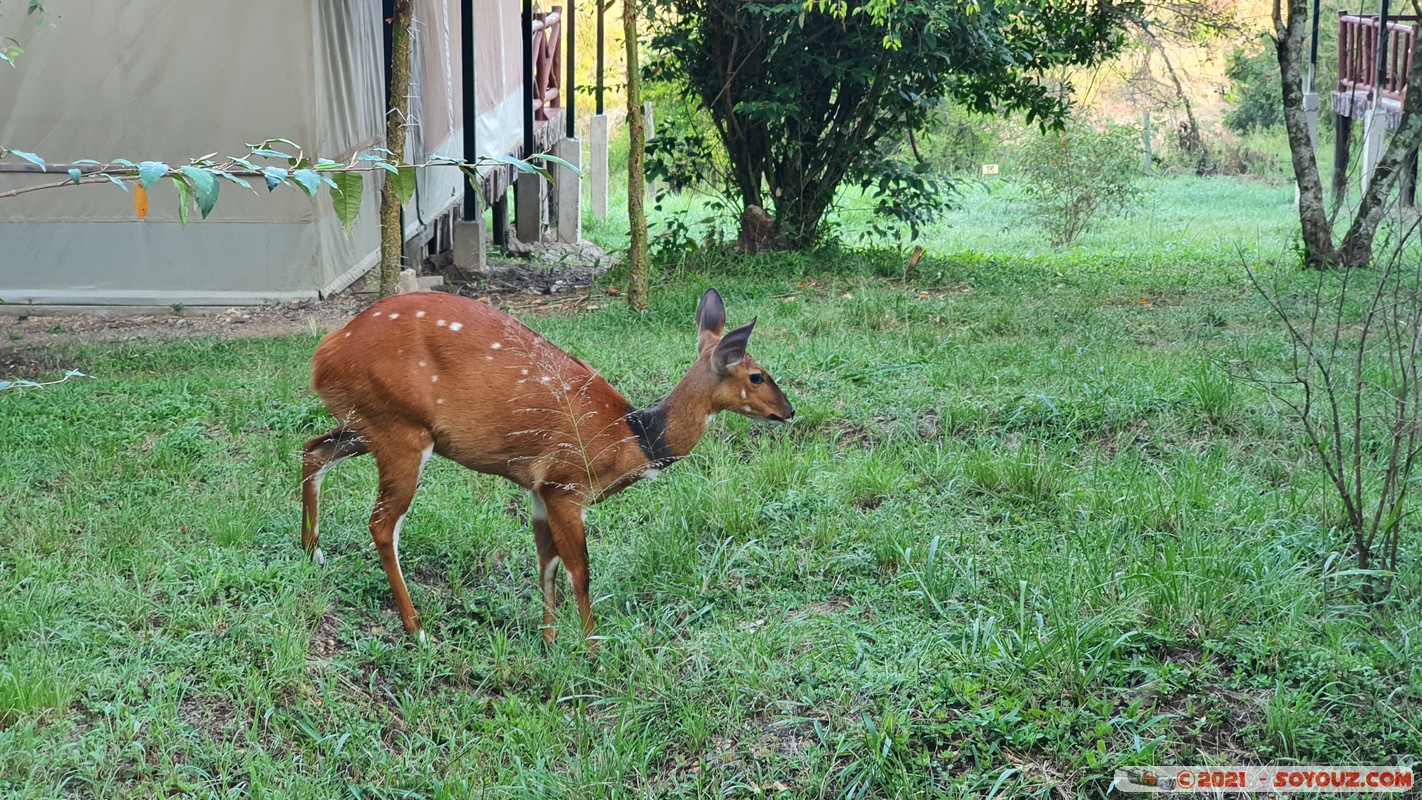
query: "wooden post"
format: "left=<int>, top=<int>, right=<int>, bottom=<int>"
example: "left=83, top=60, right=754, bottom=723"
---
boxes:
left=1332, top=112, right=1353, bottom=205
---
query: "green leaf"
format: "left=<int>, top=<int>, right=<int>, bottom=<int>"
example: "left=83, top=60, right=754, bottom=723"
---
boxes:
left=180, top=166, right=219, bottom=218
left=291, top=168, right=321, bottom=197
left=102, top=173, right=131, bottom=193
left=314, top=158, right=342, bottom=171
left=251, top=148, right=292, bottom=160
left=392, top=166, right=417, bottom=205
left=8, top=149, right=45, bottom=170
left=230, top=157, right=259, bottom=172
left=138, top=161, right=169, bottom=189
left=110, top=158, right=136, bottom=168
left=67, top=168, right=82, bottom=184
left=490, top=154, right=536, bottom=174
left=331, top=171, right=363, bottom=234
left=212, top=170, right=253, bottom=192
left=376, top=162, right=399, bottom=176
left=263, top=166, right=288, bottom=192
left=532, top=153, right=581, bottom=174
left=170, top=175, right=192, bottom=225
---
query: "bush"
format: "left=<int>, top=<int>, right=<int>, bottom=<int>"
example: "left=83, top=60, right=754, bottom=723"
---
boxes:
left=1224, top=45, right=1284, bottom=135
left=1016, top=116, right=1146, bottom=247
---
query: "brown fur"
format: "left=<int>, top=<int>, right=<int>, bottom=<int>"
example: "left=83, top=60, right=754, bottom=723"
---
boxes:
left=300, top=289, right=793, bottom=652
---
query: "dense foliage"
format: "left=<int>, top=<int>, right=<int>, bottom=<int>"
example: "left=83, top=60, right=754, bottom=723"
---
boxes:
left=645, top=0, right=1136, bottom=249
left=1224, top=45, right=1285, bottom=134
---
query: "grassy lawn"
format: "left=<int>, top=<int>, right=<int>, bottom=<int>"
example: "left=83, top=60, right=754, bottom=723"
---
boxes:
left=3, top=175, right=1421, bottom=798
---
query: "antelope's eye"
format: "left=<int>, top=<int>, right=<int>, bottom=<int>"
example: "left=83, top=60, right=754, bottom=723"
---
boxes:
left=749, top=373, right=765, bottom=384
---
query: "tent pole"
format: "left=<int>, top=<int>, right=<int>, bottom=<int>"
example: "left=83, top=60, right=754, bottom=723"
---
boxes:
left=462, top=0, right=478, bottom=219
left=596, top=0, right=604, bottom=115
left=567, top=0, right=576, bottom=138
left=523, top=0, right=535, bottom=157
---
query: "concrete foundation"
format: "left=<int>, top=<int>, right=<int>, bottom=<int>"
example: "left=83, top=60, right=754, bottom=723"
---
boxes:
left=555, top=137, right=582, bottom=243
left=1362, top=105, right=1388, bottom=194
left=590, top=114, right=609, bottom=218
left=515, top=171, right=544, bottom=244
left=453, top=218, right=487, bottom=277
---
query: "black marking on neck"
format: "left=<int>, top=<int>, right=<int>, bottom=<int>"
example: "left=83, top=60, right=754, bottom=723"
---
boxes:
left=626, top=402, right=678, bottom=469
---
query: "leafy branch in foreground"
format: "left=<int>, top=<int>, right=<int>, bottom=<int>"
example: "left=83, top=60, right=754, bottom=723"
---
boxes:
left=0, top=1, right=47, bottom=67
left=1232, top=237, right=1422, bottom=604
left=0, top=369, right=88, bottom=393
left=0, top=140, right=568, bottom=233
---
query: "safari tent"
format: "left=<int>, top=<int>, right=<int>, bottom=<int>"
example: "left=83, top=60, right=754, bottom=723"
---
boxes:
left=0, top=0, right=572, bottom=307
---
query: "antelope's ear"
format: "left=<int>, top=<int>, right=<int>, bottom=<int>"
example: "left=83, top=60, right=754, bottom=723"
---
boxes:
left=696, top=288, right=727, bottom=354
left=713, top=318, right=756, bottom=374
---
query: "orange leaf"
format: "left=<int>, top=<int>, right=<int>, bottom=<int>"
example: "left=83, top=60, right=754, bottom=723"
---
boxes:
left=133, top=184, right=149, bottom=220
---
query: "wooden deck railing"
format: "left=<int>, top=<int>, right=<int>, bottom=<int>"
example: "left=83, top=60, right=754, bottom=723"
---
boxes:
left=532, top=7, right=562, bottom=121
left=1338, top=12, right=1419, bottom=103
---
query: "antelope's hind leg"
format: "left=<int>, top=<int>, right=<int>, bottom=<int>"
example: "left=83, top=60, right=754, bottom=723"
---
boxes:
left=301, top=427, right=369, bottom=565
left=368, top=434, right=435, bottom=637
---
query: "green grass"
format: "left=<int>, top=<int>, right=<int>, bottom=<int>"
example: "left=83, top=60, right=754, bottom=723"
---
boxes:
left=3, top=176, right=1422, bottom=798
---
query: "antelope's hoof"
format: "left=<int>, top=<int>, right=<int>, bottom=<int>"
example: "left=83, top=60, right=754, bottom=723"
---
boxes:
left=311, top=547, right=325, bottom=567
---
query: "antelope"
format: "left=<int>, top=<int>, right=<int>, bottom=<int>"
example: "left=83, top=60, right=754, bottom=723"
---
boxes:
left=300, top=288, right=794, bottom=652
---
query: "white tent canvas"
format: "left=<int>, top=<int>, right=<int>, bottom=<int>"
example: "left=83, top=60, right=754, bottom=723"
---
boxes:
left=0, top=0, right=535, bottom=307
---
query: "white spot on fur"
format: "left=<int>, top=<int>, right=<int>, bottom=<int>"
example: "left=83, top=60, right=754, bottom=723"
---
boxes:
left=437, top=319, right=447, bottom=326
left=449, top=322, right=463, bottom=332
left=643, top=468, right=661, bottom=479
left=388, top=313, right=399, bottom=320
left=742, top=405, right=753, bottom=412
left=581, top=509, right=587, bottom=523
left=540, top=376, right=551, bottom=384
left=741, top=389, right=747, bottom=399
left=416, top=310, right=427, bottom=318
left=490, top=341, right=502, bottom=349
left=312, top=547, right=325, bottom=566
left=485, top=355, right=494, bottom=361
left=706, top=414, right=716, bottom=427
left=373, top=311, right=382, bottom=317
left=436, top=398, right=445, bottom=404
left=531, top=492, right=548, bottom=522
left=521, top=369, right=529, bottom=375
left=431, top=375, right=439, bottom=383
left=344, top=332, right=351, bottom=337
left=418, top=360, right=427, bottom=368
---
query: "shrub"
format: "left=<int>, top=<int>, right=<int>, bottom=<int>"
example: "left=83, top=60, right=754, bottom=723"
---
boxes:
left=1224, top=45, right=1284, bottom=134
left=1016, top=116, right=1145, bottom=247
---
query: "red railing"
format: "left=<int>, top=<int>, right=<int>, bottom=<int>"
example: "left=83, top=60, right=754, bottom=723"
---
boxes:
left=1338, top=12, right=1419, bottom=103
left=532, top=7, right=562, bottom=121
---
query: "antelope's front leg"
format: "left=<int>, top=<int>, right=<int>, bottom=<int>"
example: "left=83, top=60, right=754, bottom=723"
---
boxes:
left=531, top=492, right=561, bottom=644
left=539, top=489, right=597, bottom=655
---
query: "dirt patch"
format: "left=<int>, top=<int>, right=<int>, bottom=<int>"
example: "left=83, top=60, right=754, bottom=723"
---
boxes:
left=309, top=611, right=346, bottom=660
left=1, top=245, right=615, bottom=370
left=0, top=298, right=364, bottom=365
left=787, top=595, right=853, bottom=621
left=178, top=690, right=243, bottom=741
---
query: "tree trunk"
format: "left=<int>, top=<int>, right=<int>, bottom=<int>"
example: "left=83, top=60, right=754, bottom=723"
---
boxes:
left=1276, top=0, right=1422, bottom=269
left=1137, top=24, right=1205, bottom=172
left=624, top=0, right=649, bottom=312
left=378, top=1, right=415, bottom=298
left=1275, top=0, right=1338, bottom=269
